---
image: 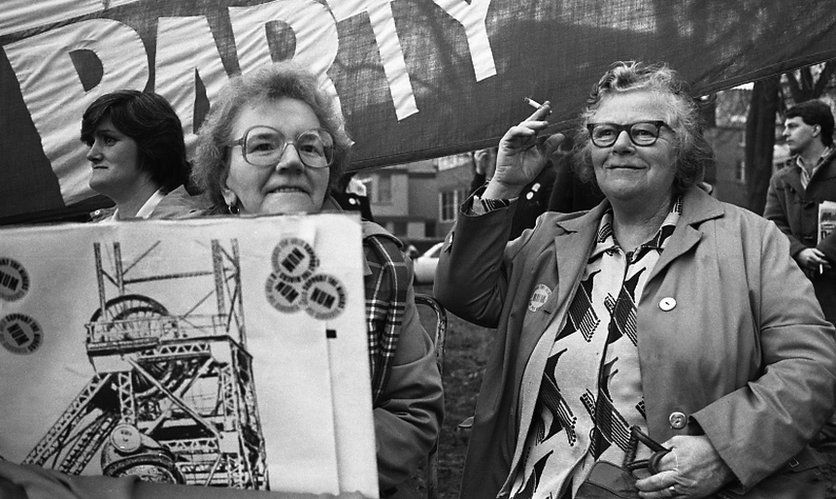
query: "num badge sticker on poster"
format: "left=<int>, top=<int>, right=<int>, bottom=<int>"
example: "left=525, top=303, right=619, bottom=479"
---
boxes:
left=0, top=257, right=30, bottom=302
left=271, top=238, right=319, bottom=283
left=265, top=272, right=305, bottom=313
left=0, top=313, right=42, bottom=354
left=303, top=274, right=347, bottom=320
left=265, top=238, right=347, bottom=320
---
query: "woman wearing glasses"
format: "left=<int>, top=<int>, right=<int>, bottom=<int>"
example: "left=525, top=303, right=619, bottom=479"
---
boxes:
left=191, top=61, right=443, bottom=497
left=435, top=61, right=836, bottom=498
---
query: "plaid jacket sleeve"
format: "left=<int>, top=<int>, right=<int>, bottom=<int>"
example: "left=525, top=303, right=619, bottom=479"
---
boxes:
left=363, top=235, right=443, bottom=492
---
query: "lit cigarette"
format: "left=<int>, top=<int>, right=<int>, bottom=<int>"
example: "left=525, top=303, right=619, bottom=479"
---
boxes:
left=523, top=97, right=543, bottom=109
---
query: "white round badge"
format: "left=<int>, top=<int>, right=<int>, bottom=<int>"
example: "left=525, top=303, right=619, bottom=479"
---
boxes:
left=528, top=284, right=551, bottom=312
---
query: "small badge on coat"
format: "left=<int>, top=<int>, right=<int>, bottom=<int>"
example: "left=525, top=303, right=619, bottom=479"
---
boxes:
left=528, top=284, right=551, bottom=312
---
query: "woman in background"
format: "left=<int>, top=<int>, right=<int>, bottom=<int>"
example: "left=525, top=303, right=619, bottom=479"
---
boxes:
left=81, top=90, right=201, bottom=221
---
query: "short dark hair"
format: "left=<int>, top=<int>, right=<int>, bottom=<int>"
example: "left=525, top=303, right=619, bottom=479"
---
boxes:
left=192, top=61, right=351, bottom=212
left=786, top=100, right=835, bottom=147
left=81, top=90, right=189, bottom=191
left=575, top=61, right=713, bottom=194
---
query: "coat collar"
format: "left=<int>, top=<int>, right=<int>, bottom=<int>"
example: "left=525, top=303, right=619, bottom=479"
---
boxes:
left=780, top=165, right=806, bottom=194
left=647, top=187, right=723, bottom=282
left=538, top=203, right=608, bottom=315
left=809, top=147, right=836, bottom=183
left=321, top=195, right=342, bottom=212
left=548, top=187, right=725, bottom=288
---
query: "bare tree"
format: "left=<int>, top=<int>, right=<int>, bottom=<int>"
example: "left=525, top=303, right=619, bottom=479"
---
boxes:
left=785, top=62, right=836, bottom=104
left=744, top=77, right=780, bottom=215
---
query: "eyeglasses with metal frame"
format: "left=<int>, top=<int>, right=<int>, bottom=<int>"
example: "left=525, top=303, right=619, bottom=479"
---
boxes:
left=228, top=125, right=335, bottom=169
left=586, top=120, right=669, bottom=148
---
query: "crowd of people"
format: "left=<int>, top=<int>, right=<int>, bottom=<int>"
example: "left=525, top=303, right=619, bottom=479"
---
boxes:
left=1, top=59, right=835, bottom=499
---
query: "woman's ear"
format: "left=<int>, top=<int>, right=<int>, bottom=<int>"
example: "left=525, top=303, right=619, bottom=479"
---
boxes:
left=220, top=176, right=237, bottom=209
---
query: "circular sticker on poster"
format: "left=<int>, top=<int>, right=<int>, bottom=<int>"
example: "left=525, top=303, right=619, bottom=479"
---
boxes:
left=302, top=274, right=347, bottom=320
left=265, top=272, right=304, bottom=313
left=0, top=313, right=43, bottom=355
left=271, top=238, right=319, bottom=283
left=0, top=257, right=30, bottom=302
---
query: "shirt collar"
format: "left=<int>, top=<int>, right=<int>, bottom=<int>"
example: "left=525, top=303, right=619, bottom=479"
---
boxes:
left=136, top=188, right=166, bottom=218
left=796, top=145, right=835, bottom=171
left=590, top=196, right=682, bottom=259
left=113, top=188, right=166, bottom=221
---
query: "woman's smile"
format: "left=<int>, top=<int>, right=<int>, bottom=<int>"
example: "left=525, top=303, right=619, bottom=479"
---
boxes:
left=223, top=97, right=330, bottom=215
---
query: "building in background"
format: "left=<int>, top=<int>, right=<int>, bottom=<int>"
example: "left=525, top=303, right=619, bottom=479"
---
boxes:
left=352, top=153, right=476, bottom=251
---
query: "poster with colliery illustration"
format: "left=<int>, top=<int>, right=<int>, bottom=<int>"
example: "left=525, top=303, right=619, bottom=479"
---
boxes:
left=0, top=213, right=376, bottom=497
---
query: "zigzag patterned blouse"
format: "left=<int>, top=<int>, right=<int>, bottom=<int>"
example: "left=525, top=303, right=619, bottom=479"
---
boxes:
left=508, top=198, right=682, bottom=499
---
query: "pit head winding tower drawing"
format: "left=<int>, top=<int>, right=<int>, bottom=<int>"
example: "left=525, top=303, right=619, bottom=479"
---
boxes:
left=23, top=238, right=268, bottom=489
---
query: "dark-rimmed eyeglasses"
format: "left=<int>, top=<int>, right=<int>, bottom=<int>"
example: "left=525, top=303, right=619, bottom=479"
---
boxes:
left=586, top=121, right=669, bottom=148
left=227, top=126, right=335, bottom=169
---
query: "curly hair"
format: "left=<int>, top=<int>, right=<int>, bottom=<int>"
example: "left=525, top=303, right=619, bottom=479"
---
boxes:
left=192, top=61, right=351, bottom=212
left=81, top=90, right=189, bottom=192
left=574, top=61, right=713, bottom=194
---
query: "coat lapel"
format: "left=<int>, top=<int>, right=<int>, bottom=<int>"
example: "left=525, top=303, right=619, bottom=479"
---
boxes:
left=647, top=188, right=724, bottom=284
left=514, top=205, right=606, bottom=376
left=810, top=150, right=836, bottom=185
left=543, top=202, right=609, bottom=316
left=781, top=164, right=805, bottom=196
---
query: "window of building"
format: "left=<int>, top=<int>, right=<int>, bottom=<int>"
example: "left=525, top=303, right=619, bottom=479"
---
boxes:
left=439, top=189, right=466, bottom=222
left=376, top=174, right=392, bottom=204
left=735, top=160, right=746, bottom=183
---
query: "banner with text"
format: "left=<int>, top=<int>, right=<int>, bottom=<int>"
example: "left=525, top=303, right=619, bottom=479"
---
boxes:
left=1, top=0, right=834, bottom=222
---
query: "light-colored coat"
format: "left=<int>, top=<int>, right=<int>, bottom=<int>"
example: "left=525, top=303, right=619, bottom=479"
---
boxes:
left=435, top=187, right=836, bottom=498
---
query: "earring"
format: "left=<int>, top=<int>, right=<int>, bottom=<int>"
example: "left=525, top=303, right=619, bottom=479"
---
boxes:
left=227, top=203, right=239, bottom=215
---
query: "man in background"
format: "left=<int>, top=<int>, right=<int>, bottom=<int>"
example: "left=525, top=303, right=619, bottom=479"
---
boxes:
left=331, top=172, right=374, bottom=221
left=764, top=99, right=836, bottom=325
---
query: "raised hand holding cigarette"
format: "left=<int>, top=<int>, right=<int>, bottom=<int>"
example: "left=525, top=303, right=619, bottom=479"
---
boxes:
left=523, top=97, right=551, bottom=120
left=483, top=97, right=563, bottom=200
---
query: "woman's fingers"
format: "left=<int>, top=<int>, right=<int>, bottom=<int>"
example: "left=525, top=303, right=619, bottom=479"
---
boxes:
left=499, top=126, right=537, bottom=150
left=524, top=100, right=552, bottom=121
left=635, top=469, right=678, bottom=492
left=541, top=133, right=565, bottom=157
left=500, top=100, right=553, bottom=149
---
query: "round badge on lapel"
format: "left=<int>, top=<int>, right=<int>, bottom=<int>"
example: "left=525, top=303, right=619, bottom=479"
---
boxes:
left=668, top=411, right=687, bottom=430
left=528, top=284, right=551, bottom=312
left=658, top=297, right=676, bottom=311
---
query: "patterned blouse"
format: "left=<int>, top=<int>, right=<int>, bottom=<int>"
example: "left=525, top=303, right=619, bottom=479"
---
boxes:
left=508, top=198, right=682, bottom=499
